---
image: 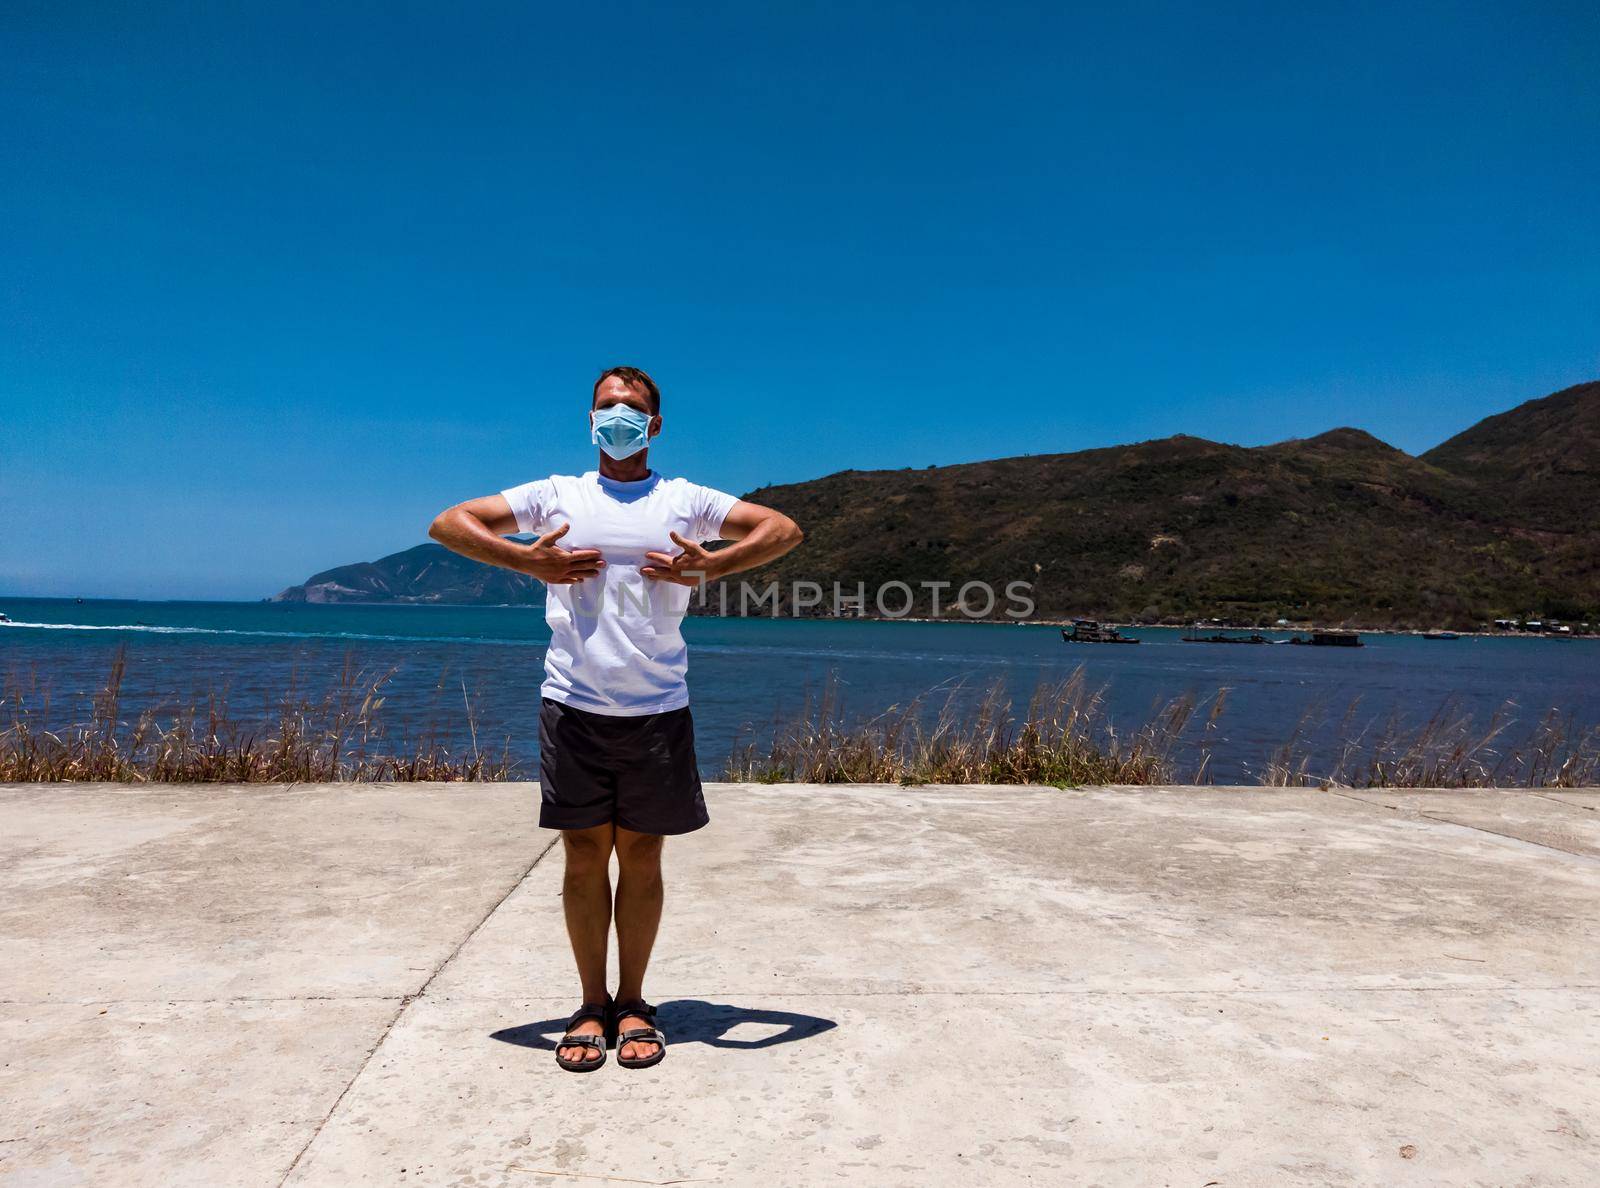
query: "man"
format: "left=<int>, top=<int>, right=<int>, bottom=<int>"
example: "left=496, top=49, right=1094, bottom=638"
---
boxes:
left=428, top=366, right=803, bottom=1071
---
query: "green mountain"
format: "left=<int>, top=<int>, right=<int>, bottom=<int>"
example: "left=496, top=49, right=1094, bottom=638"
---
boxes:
left=271, top=542, right=544, bottom=606
left=273, top=381, right=1600, bottom=627
left=1422, top=380, right=1600, bottom=531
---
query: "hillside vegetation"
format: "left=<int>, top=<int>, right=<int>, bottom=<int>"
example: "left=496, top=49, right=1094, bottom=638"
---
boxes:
left=715, top=381, right=1600, bottom=627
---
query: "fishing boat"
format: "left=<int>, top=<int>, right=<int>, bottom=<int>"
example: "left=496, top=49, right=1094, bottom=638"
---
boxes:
left=1182, top=623, right=1268, bottom=644
left=1060, top=619, right=1139, bottom=644
left=1422, top=631, right=1460, bottom=641
left=1288, top=630, right=1363, bottom=647
left=0, top=612, right=11, bottom=624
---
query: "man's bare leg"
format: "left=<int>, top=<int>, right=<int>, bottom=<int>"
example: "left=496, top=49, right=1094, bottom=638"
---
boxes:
left=557, top=822, right=614, bottom=1065
left=612, top=826, right=665, bottom=1062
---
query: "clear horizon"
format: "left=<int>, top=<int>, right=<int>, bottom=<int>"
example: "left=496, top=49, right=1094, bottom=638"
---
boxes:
left=4, top=2, right=1598, bottom=600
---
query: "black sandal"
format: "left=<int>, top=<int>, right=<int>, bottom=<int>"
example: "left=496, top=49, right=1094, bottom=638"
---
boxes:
left=555, top=994, right=612, bottom=1072
left=612, top=997, right=666, bottom=1069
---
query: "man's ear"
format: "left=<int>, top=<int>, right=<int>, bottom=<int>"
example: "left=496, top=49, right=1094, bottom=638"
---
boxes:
left=650, top=414, right=662, bottom=437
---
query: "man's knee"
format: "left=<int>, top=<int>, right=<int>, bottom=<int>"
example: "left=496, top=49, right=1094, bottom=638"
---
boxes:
left=562, top=825, right=612, bottom=874
left=613, top=828, right=663, bottom=873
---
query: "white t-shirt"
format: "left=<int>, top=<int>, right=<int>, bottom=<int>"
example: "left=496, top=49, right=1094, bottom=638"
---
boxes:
left=500, top=471, right=741, bottom=716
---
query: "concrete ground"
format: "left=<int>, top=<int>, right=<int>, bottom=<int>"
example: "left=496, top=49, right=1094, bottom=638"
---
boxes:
left=2, top=783, right=1598, bottom=1188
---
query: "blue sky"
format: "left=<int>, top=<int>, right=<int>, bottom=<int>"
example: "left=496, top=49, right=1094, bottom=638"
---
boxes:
left=3, top=1, right=1597, bottom=600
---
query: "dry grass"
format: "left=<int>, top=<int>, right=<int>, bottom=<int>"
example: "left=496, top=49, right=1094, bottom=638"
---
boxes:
left=722, top=670, right=1223, bottom=786
left=725, top=672, right=1599, bottom=789
left=1264, top=696, right=1600, bottom=788
left=0, top=647, right=515, bottom=783
left=7, top=655, right=1596, bottom=788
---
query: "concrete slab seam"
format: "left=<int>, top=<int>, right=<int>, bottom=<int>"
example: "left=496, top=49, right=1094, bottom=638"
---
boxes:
left=273, top=833, right=560, bottom=1186
left=1532, top=790, right=1598, bottom=812
left=409, top=984, right=1600, bottom=1001
left=1326, top=790, right=1600, bottom=865
left=0, top=995, right=409, bottom=1007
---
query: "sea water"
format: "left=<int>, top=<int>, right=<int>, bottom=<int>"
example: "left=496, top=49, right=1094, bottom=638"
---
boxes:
left=3, top=598, right=1596, bottom=783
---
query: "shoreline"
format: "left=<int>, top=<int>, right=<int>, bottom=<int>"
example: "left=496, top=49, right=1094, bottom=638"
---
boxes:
left=4, top=593, right=1597, bottom=640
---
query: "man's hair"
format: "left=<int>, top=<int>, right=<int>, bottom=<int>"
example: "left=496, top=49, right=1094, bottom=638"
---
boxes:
left=592, top=366, right=660, bottom=414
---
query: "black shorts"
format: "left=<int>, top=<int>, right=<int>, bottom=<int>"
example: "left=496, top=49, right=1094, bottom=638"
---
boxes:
left=536, top=697, right=709, bottom=835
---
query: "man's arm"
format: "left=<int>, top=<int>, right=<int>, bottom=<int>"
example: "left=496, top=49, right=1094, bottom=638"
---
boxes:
left=641, top=500, right=802, bottom=586
left=429, top=495, right=605, bottom=585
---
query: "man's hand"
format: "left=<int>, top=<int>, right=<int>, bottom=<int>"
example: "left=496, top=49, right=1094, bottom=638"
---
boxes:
left=513, top=524, right=605, bottom=585
left=641, top=531, right=719, bottom=587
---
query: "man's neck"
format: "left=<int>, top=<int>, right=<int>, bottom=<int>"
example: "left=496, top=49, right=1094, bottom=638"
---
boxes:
left=598, top=452, right=652, bottom=482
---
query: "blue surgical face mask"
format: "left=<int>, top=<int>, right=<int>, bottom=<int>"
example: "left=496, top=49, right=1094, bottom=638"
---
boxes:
left=590, top=404, right=654, bottom=460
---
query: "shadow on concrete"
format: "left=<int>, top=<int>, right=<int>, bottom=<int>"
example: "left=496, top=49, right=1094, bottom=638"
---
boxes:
left=490, top=999, right=838, bottom=1051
